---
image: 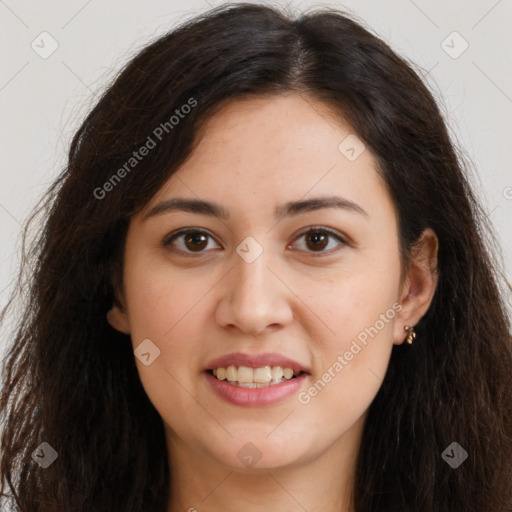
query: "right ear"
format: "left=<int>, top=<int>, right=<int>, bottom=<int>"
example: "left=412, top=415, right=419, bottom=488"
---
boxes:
left=107, top=304, right=131, bottom=334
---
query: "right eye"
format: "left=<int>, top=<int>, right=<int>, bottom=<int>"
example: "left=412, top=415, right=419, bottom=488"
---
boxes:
left=162, top=228, right=221, bottom=256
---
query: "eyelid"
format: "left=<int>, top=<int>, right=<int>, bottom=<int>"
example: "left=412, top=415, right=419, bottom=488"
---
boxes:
left=162, top=228, right=221, bottom=251
left=162, top=226, right=349, bottom=256
left=290, top=225, right=349, bottom=256
left=292, top=225, right=348, bottom=244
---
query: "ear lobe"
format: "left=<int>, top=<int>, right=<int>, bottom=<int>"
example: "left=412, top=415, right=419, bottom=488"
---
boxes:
left=393, top=228, right=439, bottom=344
left=106, top=304, right=131, bottom=334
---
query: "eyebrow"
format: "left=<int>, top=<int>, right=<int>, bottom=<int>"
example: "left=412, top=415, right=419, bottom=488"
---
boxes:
left=143, top=195, right=369, bottom=221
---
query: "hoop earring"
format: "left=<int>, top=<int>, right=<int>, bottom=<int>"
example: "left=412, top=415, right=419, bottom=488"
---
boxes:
left=404, top=325, right=416, bottom=345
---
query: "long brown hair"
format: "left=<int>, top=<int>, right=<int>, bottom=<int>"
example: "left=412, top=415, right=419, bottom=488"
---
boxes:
left=1, top=3, right=511, bottom=511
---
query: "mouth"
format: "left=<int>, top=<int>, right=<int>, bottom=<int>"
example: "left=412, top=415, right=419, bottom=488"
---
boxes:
left=203, top=352, right=311, bottom=406
left=206, top=365, right=305, bottom=388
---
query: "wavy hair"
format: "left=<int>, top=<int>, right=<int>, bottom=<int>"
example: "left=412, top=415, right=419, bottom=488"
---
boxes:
left=1, top=3, right=511, bottom=511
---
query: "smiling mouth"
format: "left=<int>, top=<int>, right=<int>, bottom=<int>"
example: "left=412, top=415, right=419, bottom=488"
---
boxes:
left=206, top=365, right=304, bottom=388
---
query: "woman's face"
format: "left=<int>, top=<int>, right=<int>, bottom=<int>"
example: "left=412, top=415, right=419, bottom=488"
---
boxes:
left=108, top=93, right=434, bottom=473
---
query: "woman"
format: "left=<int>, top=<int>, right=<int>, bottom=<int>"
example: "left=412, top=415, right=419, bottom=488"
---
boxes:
left=1, top=3, right=511, bottom=511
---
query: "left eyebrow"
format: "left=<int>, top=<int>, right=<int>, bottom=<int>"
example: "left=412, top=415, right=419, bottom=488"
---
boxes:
left=142, top=194, right=369, bottom=221
left=276, top=195, right=369, bottom=219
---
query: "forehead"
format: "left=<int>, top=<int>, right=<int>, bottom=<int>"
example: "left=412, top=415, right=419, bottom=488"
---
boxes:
left=144, top=93, right=394, bottom=224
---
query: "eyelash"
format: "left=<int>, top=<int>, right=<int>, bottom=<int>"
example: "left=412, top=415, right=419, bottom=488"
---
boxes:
left=162, top=226, right=348, bottom=258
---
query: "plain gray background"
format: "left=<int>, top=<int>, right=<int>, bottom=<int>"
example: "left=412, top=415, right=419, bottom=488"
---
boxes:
left=1, top=0, right=511, bottom=356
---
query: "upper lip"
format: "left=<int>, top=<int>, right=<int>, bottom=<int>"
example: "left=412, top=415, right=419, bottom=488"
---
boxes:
left=205, top=352, right=310, bottom=374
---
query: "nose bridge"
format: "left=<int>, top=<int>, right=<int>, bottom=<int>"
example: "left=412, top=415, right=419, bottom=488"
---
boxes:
left=216, top=238, right=292, bottom=334
left=234, top=245, right=270, bottom=298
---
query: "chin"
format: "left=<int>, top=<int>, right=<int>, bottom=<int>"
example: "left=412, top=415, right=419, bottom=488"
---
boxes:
left=206, top=430, right=316, bottom=471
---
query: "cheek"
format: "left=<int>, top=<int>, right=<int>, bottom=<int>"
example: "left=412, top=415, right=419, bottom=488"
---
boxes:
left=294, top=301, right=396, bottom=450
left=301, top=258, right=401, bottom=348
left=122, top=265, right=214, bottom=424
left=307, top=280, right=397, bottom=401
left=123, top=254, right=210, bottom=339
left=121, top=261, right=213, bottom=403
left=294, top=253, right=400, bottom=417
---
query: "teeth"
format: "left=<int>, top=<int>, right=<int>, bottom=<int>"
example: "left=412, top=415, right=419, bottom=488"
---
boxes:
left=254, top=366, right=272, bottom=383
left=210, top=365, right=301, bottom=386
left=271, top=366, right=284, bottom=381
left=226, top=365, right=237, bottom=382
left=283, top=368, right=294, bottom=379
left=237, top=366, right=254, bottom=383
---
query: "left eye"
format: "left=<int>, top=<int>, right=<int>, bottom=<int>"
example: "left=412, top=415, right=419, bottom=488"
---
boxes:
left=291, top=227, right=347, bottom=255
left=162, top=227, right=347, bottom=256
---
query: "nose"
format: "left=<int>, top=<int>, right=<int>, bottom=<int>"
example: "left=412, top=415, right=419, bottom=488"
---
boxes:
left=215, top=247, right=293, bottom=336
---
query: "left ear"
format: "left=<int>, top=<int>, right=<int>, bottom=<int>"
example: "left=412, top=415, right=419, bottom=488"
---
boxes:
left=393, top=228, right=439, bottom=345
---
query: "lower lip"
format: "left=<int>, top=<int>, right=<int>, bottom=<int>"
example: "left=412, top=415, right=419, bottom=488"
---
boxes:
left=204, top=371, right=308, bottom=407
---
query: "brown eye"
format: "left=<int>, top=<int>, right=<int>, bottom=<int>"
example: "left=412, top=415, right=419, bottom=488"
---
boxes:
left=163, top=229, right=220, bottom=255
left=305, top=231, right=329, bottom=251
left=184, top=232, right=208, bottom=251
left=292, top=227, right=347, bottom=256
left=163, top=226, right=347, bottom=258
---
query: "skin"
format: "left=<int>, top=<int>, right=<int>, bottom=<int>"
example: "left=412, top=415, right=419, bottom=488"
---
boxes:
left=107, top=93, right=438, bottom=512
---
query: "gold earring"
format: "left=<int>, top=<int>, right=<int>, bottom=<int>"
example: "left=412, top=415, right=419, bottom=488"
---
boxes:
left=404, top=325, right=416, bottom=344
